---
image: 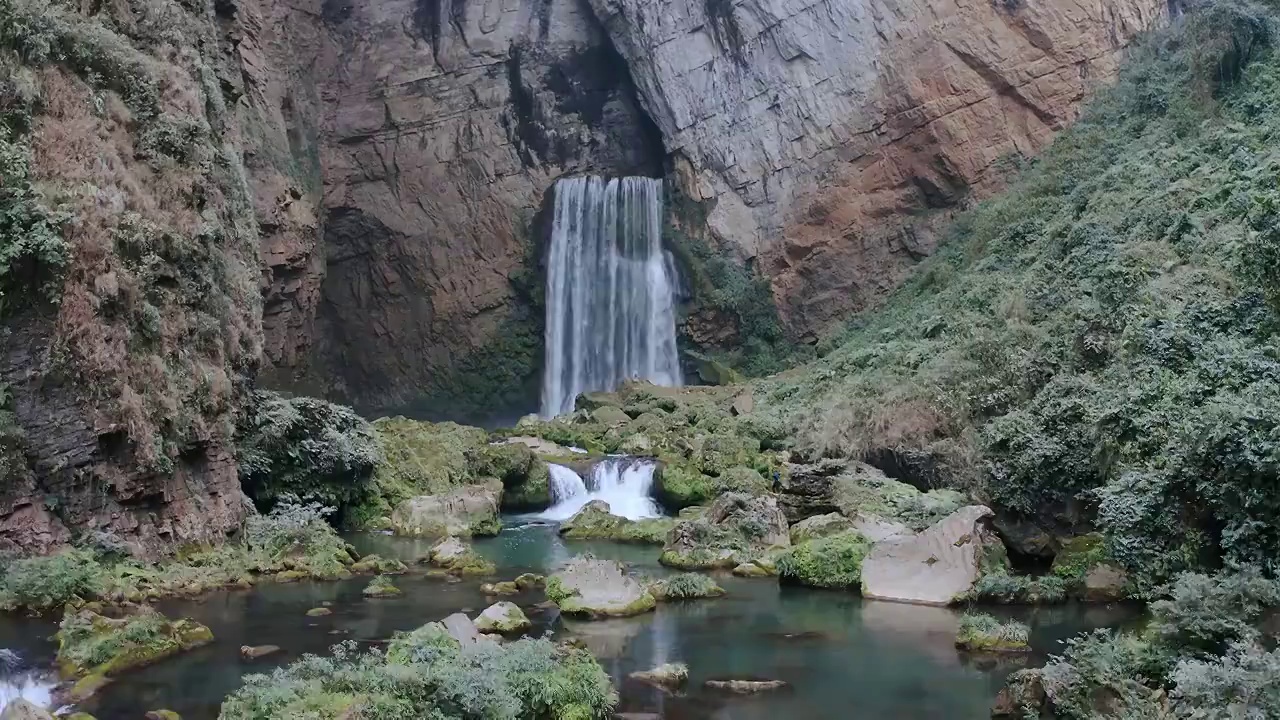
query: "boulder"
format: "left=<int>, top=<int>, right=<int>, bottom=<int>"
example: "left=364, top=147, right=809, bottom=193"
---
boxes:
left=481, top=581, right=519, bottom=595
left=660, top=493, right=789, bottom=570
left=423, top=537, right=496, bottom=575
left=559, top=501, right=674, bottom=544
left=390, top=482, right=502, bottom=538
left=592, top=406, right=631, bottom=427
left=732, top=562, right=773, bottom=578
left=777, top=531, right=872, bottom=589
left=239, top=645, right=281, bottom=661
left=473, top=602, right=532, bottom=634
left=349, top=554, right=408, bottom=575
left=730, top=392, right=754, bottom=416
left=1082, top=564, right=1129, bottom=602
left=778, top=459, right=916, bottom=523
left=0, top=700, right=54, bottom=720
left=305, top=607, right=331, bottom=617
left=788, top=513, right=855, bottom=544
left=991, top=669, right=1048, bottom=718
left=629, top=662, right=689, bottom=689
left=861, top=505, right=1003, bottom=605
left=440, top=612, right=487, bottom=646
left=55, top=606, right=213, bottom=682
left=546, top=556, right=656, bottom=619
left=514, top=573, right=545, bottom=590
left=362, top=576, right=402, bottom=598
left=850, top=513, right=913, bottom=542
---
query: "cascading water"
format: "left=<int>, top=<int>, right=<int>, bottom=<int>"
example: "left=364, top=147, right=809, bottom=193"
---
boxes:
left=541, top=176, right=682, bottom=418
left=537, top=457, right=662, bottom=521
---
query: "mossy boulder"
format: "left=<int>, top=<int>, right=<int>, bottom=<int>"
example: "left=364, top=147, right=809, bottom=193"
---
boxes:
left=422, top=537, right=496, bottom=576
left=732, top=561, right=773, bottom=578
left=473, top=601, right=531, bottom=634
left=629, top=662, right=689, bottom=689
left=955, top=613, right=1031, bottom=653
left=390, top=481, right=502, bottom=538
left=362, top=576, right=401, bottom=598
left=546, top=556, right=656, bottom=619
left=55, top=606, right=213, bottom=684
left=514, top=573, right=545, bottom=590
left=788, top=513, right=856, bottom=544
left=0, top=699, right=55, bottom=720
left=366, top=418, right=489, bottom=516
left=776, top=531, right=872, bottom=589
left=559, top=500, right=675, bottom=544
left=655, top=463, right=717, bottom=508
left=349, top=554, right=408, bottom=575
left=501, top=459, right=551, bottom=510
left=660, top=493, right=790, bottom=570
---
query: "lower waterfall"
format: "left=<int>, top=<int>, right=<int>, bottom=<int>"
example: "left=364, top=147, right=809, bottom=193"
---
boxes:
left=537, top=457, right=662, bottom=521
left=540, top=176, right=682, bottom=418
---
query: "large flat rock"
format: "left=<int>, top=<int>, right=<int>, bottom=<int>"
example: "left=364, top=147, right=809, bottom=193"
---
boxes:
left=861, top=505, right=999, bottom=605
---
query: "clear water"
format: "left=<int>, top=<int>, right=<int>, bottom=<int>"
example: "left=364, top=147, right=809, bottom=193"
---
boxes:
left=538, top=458, right=663, bottom=521
left=541, top=176, right=682, bottom=417
left=0, top=523, right=1139, bottom=719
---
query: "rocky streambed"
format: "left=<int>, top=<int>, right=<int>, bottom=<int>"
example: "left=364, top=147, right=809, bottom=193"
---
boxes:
left=0, top=524, right=1138, bottom=719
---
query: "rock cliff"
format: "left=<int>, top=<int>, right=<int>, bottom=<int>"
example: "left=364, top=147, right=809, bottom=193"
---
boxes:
left=254, top=0, right=1163, bottom=415
left=592, top=0, right=1166, bottom=339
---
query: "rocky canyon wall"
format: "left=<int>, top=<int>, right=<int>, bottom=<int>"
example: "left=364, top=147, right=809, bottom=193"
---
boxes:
left=257, top=0, right=1164, bottom=419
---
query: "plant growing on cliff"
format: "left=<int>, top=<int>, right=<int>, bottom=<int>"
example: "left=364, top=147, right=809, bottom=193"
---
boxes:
left=236, top=390, right=382, bottom=522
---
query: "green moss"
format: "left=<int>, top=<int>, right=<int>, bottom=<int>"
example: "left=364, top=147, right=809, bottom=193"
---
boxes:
left=655, top=463, right=717, bottom=508
left=349, top=554, right=408, bottom=575
left=362, top=575, right=401, bottom=598
left=56, top=606, right=213, bottom=680
left=559, top=503, right=675, bottom=544
left=503, top=460, right=551, bottom=509
left=955, top=613, right=1030, bottom=653
left=1052, top=533, right=1110, bottom=581
left=776, top=532, right=872, bottom=590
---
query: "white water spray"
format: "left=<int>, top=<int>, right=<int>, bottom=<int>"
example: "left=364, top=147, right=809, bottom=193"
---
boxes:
left=541, top=176, right=682, bottom=418
left=537, top=457, right=662, bottom=521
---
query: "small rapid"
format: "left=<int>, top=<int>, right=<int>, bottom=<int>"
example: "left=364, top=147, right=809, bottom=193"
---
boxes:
left=537, top=457, right=663, bottom=521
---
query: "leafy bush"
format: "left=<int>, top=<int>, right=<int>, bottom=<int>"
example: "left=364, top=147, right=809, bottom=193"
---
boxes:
left=967, top=573, right=1068, bottom=604
left=220, top=632, right=618, bottom=720
left=244, top=495, right=353, bottom=579
left=1171, top=643, right=1280, bottom=717
left=0, top=123, right=69, bottom=315
left=648, top=572, right=725, bottom=600
left=776, top=532, right=871, bottom=589
left=1149, top=567, right=1280, bottom=658
left=236, top=391, right=382, bottom=523
left=0, top=548, right=104, bottom=612
left=57, top=605, right=168, bottom=672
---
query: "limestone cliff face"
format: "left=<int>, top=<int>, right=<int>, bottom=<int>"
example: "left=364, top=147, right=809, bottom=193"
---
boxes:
left=270, top=0, right=663, bottom=421
left=254, top=0, right=1163, bottom=416
left=590, top=0, right=1167, bottom=339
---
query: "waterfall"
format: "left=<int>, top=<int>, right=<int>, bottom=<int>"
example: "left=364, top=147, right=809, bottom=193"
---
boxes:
left=537, top=457, right=662, bottom=521
left=541, top=176, right=682, bottom=418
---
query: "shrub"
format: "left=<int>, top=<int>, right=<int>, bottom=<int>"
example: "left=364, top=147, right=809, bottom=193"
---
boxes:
left=955, top=613, right=1030, bottom=652
left=0, top=548, right=105, bottom=612
left=236, top=391, right=381, bottom=523
left=1150, top=567, right=1280, bottom=658
left=648, top=573, right=725, bottom=600
left=220, top=633, right=617, bottom=720
left=1171, top=643, right=1280, bottom=717
left=0, top=123, right=69, bottom=315
left=968, top=573, right=1068, bottom=604
left=776, top=532, right=871, bottom=589
left=244, top=495, right=353, bottom=578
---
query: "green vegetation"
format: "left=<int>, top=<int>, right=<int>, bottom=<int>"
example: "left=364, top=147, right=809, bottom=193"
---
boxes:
left=750, top=0, right=1280, bottom=590
left=558, top=502, right=675, bottom=544
left=362, top=575, right=401, bottom=598
left=647, top=572, right=725, bottom=600
left=0, top=0, right=262, bottom=481
left=1005, top=568, right=1280, bottom=718
left=221, top=627, right=617, bottom=720
left=236, top=390, right=382, bottom=524
left=665, top=185, right=807, bottom=377
left=965, top=573, right=1068, bottom=605
left=775, top=532, right=872, bottom=590
left=56, top=605, right=213, bottom=680
left=0, top=498, right=358, bottom=613
left=955, top=613, right=1030, bottom=653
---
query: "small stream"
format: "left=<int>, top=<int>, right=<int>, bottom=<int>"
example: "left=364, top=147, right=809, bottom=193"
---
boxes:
left=0, top=522, right=1140, bottom=719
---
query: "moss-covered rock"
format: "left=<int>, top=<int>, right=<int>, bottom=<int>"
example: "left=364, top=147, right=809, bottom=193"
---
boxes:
left=629, top=662, right=689, bottom=689
left=421, top=537, right=496, bottom=576
left=365, top=418, right=489, bottom=516
left=501, top=459, right=551, bottom=510
left=55, top=606, right=213, bottom=684
left=731, top=561, right=773, bottom=578
left=776, top=531, right=872, bottom=589
left=660, top=492, right=790, bottom=570
left=362, top=575, right=401, bottom=598
left=389, top=481, right=502, bottom=538
left=955, top=613, right=1031, bottom=653
left=648, top=573, right=725, bottom=601
left=514, top=573, right=545, bottom=590
left=558, top=500, right=675, bottom=544
left=349, top=554, right=408, bottom=575
left=473, top=601, right=531, bottom=634
left=1050, top=533, right=1131, bottom=601
left=788, top=513, right=856, bottom=544
left=546, top=556, right=656, bottom=619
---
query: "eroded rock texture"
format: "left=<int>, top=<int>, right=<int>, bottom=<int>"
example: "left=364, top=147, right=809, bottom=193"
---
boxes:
left=591, top=0, right=1166, bottom=339
left=253, top=0, right=1163, bottom=415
